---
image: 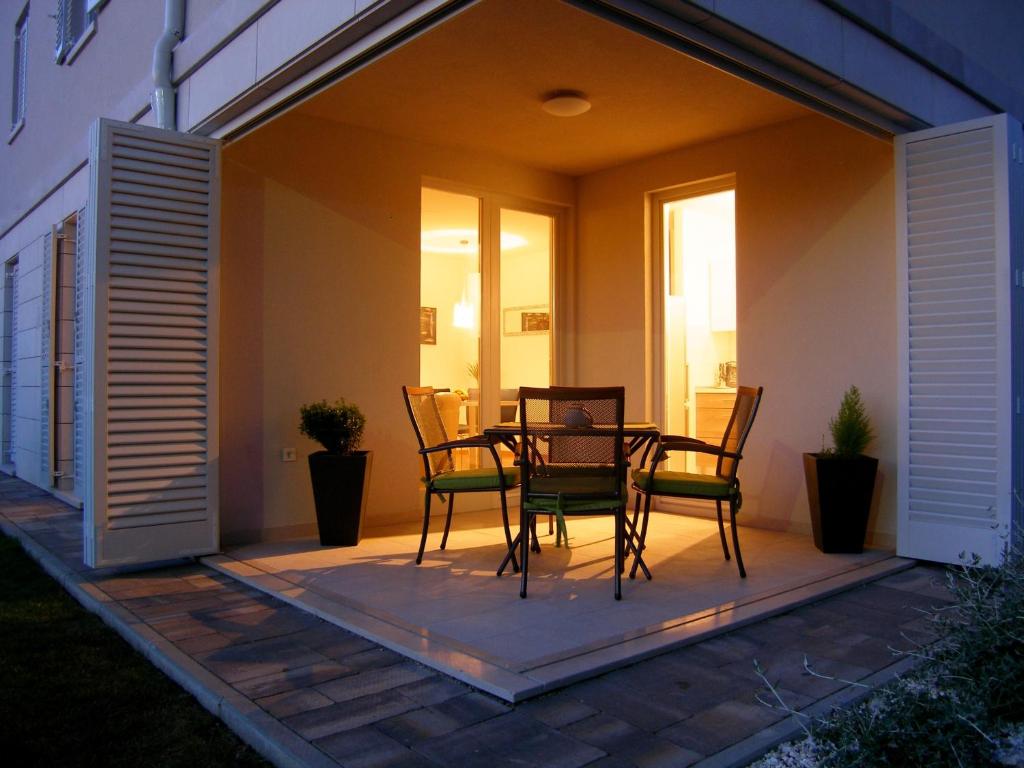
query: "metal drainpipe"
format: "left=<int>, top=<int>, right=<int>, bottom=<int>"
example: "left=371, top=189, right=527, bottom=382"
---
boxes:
left=152, top=0, right=185, bottom=131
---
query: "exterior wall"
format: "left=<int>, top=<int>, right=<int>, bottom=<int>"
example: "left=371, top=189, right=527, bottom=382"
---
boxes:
left=0, top=0, right=161, bottom=237
left=220, top=113, right=574, bottom=543
left=576, top=115, right=897, bottom=546
left=0, top=0, right=1011, bottom=547
left=0, top=166, right=88, bottom=494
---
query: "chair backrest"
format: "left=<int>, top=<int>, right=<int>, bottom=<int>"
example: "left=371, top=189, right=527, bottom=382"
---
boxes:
left=499, top=387, right=520, bottom=422
left=519, top=386, right=626, bottom=500
left=716, top=385, right=764, bottom=481
left=402, top=386, right=453, bottom=477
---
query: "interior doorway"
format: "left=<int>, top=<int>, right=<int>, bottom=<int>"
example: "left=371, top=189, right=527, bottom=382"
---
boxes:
left=419, top=186, right=556, bottom=463
left=654, top=179, right=737, bottom=474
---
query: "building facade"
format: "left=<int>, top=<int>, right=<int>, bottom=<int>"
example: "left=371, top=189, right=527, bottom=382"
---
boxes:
left=0, top=0, right=1021, bottom=568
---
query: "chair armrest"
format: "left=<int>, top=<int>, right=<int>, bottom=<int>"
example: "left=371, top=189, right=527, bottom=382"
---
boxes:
left=419, top=435, right=497, bottom=454
left=658, top=436, right=722, bottom=457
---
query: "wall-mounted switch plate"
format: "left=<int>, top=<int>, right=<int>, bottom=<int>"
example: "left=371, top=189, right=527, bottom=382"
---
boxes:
left=281, top=447, right=296, bottom=462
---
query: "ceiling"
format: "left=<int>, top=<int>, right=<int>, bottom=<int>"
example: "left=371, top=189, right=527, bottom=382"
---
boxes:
left=295, top=0, right=812, bottom=176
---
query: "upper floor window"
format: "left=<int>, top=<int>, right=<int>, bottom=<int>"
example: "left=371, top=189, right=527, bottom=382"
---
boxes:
left=11, top=6, right=28, bottom=135
left=55, top=0, right=103, bottom=64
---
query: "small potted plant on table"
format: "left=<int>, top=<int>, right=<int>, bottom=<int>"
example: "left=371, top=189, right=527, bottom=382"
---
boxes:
left=803, top=386, right=878, bottom=553
left=299, top=398, right=372, bottom=546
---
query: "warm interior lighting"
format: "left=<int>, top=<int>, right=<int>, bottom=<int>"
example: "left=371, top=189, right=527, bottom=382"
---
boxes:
left=422, top=229, right=527, bottom=253
left=422, top=228, right=477, bottom=254
left=453, top=272, right=481, bottom=330
left=452, top=301, right=475, bottom=329
left=541, top=91, right=591, bottom=117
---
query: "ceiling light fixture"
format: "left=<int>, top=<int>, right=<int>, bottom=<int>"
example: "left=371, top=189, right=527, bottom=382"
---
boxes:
left=421, top=229, right=527, bottom=254
left=541, top=91, right=591, bottom=117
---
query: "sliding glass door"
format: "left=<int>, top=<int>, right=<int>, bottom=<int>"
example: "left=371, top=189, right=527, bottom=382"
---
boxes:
left=420, top=187, right=556, bottom=463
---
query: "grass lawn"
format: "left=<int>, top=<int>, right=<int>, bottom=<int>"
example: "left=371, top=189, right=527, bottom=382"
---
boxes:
left=0, top=534, right=271, bottom=768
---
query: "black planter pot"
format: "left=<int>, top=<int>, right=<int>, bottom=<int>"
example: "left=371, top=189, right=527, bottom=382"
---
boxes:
left=307, top=450, right=373, bottom=546
left=803, top=452, right=878, bottom=554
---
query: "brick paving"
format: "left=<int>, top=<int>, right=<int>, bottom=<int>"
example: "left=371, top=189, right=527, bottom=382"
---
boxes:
left=0, top=474, right=952, bottom=768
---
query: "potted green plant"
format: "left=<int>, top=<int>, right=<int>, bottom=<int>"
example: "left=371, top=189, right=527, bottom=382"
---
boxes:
left=299, top=398, right=372, bottom=546
left=803, top=386, right=878, bottom=553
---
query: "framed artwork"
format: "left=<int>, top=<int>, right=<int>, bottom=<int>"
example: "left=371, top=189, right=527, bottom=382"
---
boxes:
left=503, top=305, right=550, bottom=336
left=419, top=306, right=436, bottom=344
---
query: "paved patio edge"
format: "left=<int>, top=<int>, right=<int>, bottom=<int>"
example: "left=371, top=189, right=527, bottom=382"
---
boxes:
left=0, top=516, right=336, bottom=768
left=692, top=655, right=923, bottom=768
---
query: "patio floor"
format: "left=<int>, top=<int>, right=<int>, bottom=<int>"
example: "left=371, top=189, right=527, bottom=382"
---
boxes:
left=208, top=510, right=909, bottom=701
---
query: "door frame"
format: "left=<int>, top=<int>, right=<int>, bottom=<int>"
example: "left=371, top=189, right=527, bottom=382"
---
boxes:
left=420, top=179, right=570, bottom=427
left=645, top=173, right=735, bottom=429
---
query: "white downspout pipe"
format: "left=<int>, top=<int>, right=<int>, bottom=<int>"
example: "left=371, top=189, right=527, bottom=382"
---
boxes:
left=152, top=0, right=185, bottom=131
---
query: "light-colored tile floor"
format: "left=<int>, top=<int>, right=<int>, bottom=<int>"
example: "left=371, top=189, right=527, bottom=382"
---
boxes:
left=209, top=510, right=908, bottom=701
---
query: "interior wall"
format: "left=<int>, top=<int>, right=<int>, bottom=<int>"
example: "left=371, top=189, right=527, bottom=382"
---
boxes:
left=575, top=115, right=897, bottom=545
left=220, top=114, right=574, bottom=542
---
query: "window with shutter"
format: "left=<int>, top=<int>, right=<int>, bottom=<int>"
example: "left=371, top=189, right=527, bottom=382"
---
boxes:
left=54, top=0, right=102, bottom=64
left=2, top=260, right=17, bottom=466
left=11, top=6, right=28, bottom=133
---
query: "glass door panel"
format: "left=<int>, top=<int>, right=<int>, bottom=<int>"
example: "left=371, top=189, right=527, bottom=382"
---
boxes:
left=420, top=188, right=481, bottom=467
left=662, top=189, right=736, bottom=473
left=420, top=190, right=557, bottom=469
left=498, top=206, right=552, bottom=400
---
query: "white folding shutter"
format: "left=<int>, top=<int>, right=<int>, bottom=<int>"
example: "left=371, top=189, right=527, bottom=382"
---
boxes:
left=896, top=114, right=1019, bottom=566
left=83, top=118, right=220, bottom=568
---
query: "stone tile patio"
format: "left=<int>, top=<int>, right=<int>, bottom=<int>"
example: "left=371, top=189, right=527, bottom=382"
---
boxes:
left=0, top=474, right=952, bottom=768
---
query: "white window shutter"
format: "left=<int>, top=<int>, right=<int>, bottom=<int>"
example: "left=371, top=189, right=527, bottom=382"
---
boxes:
left=896, top=113, right=1021, bottom=566
left=83, top=119, right=220, bottom=568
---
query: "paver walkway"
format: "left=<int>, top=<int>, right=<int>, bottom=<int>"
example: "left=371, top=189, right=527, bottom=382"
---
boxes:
left=0, top=474, right=952, bottom=768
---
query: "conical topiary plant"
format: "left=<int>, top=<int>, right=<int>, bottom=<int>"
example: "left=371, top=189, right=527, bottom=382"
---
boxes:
left=828, top=385, right=874, bottom=458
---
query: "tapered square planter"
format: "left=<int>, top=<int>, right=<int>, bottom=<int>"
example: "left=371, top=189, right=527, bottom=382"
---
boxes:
left=307, top=450, right=373, bottom=546
left=803, top=452, right=878, bottom=554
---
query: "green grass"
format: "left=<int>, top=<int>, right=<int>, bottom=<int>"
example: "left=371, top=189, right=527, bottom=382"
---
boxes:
left=0, top=534, right=271, bottom=768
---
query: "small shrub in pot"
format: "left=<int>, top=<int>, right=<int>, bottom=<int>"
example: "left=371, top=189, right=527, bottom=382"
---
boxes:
left=299, top=399, right=372, bottom=546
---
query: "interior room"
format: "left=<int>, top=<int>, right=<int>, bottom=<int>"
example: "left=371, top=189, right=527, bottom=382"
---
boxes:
left=215, top=0, right=900, bottom=693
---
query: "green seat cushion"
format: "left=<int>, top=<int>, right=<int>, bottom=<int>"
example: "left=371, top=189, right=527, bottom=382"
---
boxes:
left=524, top=475, right=627, bottom=513
left=631, top=468, right=732, bottom=497
left=430, top=465, right=520, bottom=491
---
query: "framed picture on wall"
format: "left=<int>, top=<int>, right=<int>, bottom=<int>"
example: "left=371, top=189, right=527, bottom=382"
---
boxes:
left=503, top=305, right=550, bottom=336
left=419, top=307, right=436, bottom=344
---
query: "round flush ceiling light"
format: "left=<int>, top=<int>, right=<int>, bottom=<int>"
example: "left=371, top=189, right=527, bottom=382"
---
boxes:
left=541, top=91, right=591, bottom=117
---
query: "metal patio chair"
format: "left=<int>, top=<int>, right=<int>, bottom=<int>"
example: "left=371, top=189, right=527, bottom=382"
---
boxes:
left=516, top=386, right=630, bottom=599
left=630, top=385, right=763, bottom=578
left=402, top=385, right=520, bottom=572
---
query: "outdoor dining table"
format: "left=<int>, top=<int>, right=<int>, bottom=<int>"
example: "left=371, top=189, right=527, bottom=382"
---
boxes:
left=483, top=421, right=660, bottom=457
left=483, top=421, right=660, bottom=579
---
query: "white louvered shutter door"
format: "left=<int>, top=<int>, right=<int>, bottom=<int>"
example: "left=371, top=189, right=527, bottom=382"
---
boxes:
left=896, top=114, right=1020, bottom=566
left=83, top=119, right=220, bottom=568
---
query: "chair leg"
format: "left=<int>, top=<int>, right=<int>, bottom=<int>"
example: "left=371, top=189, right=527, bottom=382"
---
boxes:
left=440, top=493, right=455, bottom=550
left=729, top=497, right=746, bottom=578
left=520, top=509, right=531, bottom=598
left=629, top=491, right=654, bottom=580
left=498, top=490, right=520, bottom=574
left=715, top=500, right=731, bottom=561
left=614, top=506, right=623, bottom=600
left=531, top=518, right=541, bottom=553
left=548, top=514, right=554, bottom=535
left=497, top=531, right=520, bottom=576
left=416, top=491, right=432, bottom=565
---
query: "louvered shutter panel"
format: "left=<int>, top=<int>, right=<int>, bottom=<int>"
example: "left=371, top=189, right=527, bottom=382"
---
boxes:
left=896, top=114, right=1019, bottom=566
left=83, top=119, right=220, bottom=568
left=55, top=0, right=70, bottom=63
left=74, top=205, right=87, bottom=493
